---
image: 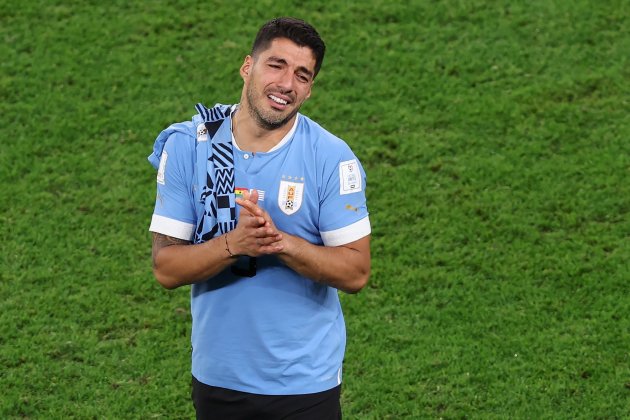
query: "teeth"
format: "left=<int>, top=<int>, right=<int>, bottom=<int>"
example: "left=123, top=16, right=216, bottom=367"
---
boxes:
left=269, top=95, right=288, bottom=105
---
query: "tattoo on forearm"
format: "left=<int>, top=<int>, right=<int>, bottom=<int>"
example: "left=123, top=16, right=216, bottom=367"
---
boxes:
left=152, top=233, right=191, bottom=267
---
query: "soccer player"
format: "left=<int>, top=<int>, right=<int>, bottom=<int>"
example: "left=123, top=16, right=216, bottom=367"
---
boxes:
left=148, top=17, right=371, bottom=419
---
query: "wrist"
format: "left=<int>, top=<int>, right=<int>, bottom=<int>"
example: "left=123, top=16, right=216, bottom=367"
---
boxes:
left=278, top=232, right=299, bottom=257
left=224, top=232, right=237, bottom=258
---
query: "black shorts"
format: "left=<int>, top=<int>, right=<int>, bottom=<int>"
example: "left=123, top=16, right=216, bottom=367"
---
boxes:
left=191, top=376, right=342, bottom=420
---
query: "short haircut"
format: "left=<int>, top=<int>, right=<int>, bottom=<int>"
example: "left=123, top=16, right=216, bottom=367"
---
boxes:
left=251, top=17, right=326, bottom=77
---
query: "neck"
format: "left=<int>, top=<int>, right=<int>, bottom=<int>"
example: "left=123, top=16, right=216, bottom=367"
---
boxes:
left=232, top=107, right=296, bottom=153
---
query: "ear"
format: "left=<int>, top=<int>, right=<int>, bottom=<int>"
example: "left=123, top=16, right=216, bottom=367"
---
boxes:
left=240, top=55, right=253, bottom=80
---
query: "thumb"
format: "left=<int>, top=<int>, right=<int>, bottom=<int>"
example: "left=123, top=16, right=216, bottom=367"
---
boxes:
left=248, top=188, right=259, bottom=203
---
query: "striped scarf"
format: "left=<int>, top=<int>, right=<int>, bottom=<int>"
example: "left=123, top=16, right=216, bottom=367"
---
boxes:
left=148, top=103, right=237, bottom=244
left=193, top=103, right=237, bottom=244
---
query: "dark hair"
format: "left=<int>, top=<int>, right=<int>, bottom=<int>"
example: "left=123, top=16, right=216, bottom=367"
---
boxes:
left=251, top=17, right=326, bottom=77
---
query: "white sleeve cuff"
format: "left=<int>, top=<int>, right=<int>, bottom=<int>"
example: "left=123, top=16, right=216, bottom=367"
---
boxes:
left=320, top=217, right=371, bottom=246
left=149, top=214, right=195, bottom=241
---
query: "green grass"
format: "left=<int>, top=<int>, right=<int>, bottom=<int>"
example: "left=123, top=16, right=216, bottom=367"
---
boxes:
left=2, top=0, right=629, bottom=418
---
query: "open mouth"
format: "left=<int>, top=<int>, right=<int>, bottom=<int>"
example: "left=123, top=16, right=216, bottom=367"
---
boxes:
left=268, top=94, right=289, bottom=106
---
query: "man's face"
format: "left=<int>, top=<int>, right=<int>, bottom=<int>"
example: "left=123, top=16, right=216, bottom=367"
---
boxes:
left=240, top=37, right=316, bottom=130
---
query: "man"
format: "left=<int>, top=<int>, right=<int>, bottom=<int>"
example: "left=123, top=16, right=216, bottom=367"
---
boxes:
left=148, top=17, right=371, bottom=419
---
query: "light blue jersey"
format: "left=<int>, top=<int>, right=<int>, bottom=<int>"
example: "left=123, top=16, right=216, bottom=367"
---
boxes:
left=149, top=108, right=370, bottom=395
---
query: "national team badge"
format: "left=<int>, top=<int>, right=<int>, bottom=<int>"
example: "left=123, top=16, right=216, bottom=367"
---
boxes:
left=278, top=180, right=304, bottom=215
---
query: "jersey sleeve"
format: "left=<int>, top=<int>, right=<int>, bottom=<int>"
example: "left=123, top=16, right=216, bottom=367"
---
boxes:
left=148, top=130, right=197, bottom=241
left=318, top=143, right=371, bottom=247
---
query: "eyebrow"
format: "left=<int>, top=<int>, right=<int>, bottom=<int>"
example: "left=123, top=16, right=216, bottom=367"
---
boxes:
left=267, top=56, right=314, bottom=79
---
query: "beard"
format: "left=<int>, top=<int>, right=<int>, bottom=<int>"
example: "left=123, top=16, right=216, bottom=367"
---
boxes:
left=245, top=82, right=301, bottom=131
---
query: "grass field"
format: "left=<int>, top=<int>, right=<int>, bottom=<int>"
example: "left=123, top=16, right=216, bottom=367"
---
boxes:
left=2, top=0, right=629, bottom=418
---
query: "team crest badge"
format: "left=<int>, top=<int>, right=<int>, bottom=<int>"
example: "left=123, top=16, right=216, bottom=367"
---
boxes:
left=278, top=180, right=304, bottom=215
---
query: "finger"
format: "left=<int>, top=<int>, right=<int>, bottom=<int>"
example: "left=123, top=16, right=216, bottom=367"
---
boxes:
left=248, top=189, right=259, bottom=204
left=237, top=207, right=263, bottom=224
left=259, top=212, right=278, bottom=232
left=236, top=197, right=264, bottom=217
left=247, top=204, right=274, bottom=228
left=258, top=243, right=284, bottom=254
left=246, top=215, right=267, bottom=227
left=254, top=226, right=275, bottom=237
left=236, top=211, right=265, bottom=229
left=255, top=233, right=283, bottom=244
left=238, top=189, right=258, bottom=203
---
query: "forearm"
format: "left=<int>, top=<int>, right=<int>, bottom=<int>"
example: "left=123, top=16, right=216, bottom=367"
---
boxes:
left=232, top=194, right=371, bottom=292
left=152, top=233, right=235, bottom=289
left=278, top=234, right=371, bottom=294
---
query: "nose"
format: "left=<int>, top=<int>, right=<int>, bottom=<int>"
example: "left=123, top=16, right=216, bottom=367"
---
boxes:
left=275, top=69, right=294, bottom=92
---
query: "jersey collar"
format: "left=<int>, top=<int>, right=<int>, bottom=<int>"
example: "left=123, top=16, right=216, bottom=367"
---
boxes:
left=230, top=105, right=300, bottom=153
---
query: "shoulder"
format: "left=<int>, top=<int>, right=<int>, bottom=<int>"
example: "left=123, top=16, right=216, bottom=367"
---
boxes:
left=296, top=115, right=363, bottom=173
left=296, top=114, right=356, bottom=157
left=164, top=103, right=235, bottom=156
left=162, top=122, right=197, bottom=155
left=148, top=120, right=197, bottom=169
left=149, top=102, right=235, bottom=170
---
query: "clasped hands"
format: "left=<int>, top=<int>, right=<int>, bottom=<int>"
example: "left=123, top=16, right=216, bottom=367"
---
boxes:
left=230, top=189, right=285, bottom=257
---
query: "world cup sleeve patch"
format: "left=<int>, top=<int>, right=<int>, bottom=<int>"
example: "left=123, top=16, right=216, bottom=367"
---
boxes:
left=339, top=159, right=362, bottom=195
left=157, top=151, right=168, bottom=185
